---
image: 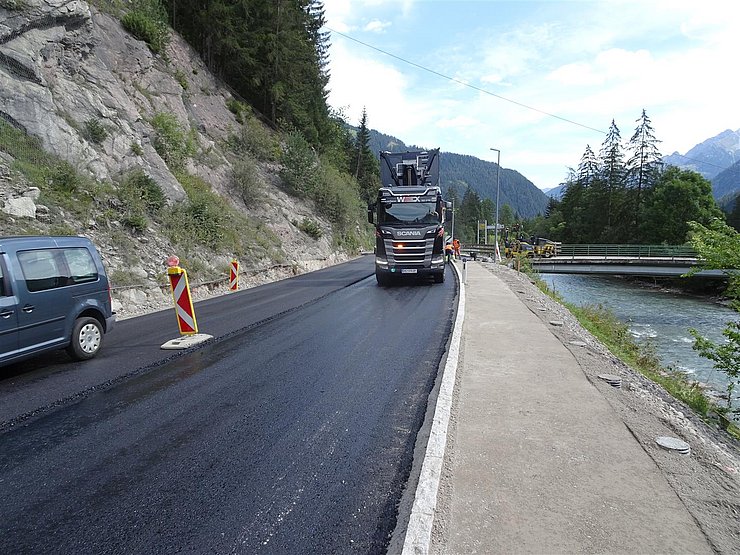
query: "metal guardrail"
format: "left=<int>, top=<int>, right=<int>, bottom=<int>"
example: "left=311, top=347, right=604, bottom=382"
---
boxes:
left=461, top=243, right=697, bottom=261
left=556, top=244, right=696, bottom=259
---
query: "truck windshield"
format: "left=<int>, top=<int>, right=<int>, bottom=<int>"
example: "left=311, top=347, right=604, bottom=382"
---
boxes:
left=379, top=201, right=440, bottom=225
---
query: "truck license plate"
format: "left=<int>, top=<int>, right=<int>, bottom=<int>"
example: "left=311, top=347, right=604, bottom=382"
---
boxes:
left=401, top=269, right=417, bottom=274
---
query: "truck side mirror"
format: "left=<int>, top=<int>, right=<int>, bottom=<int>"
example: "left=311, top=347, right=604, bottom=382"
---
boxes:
left=445, top=201, right=452, bottom=210
left=367, top=205, right=374, bottom=224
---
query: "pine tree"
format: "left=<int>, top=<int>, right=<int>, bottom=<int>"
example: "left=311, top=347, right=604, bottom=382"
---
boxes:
left=352, top=107, right=379, bottom=204
left=626, top=109, right=662, bottom=231
left=576, top=145, right=599, bottom=186
left=598, top=119, right=626, bottom=233
left=544, top=197, right=559, bottom=218
left=459, top=187, right=482, bottom=243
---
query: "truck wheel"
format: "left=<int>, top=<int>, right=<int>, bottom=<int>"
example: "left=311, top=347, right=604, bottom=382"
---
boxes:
left=433, top=271, right=445, bottom=283
left=66, top=316, right=103, bottom=361
left=376, top=272, right=392, bottom=287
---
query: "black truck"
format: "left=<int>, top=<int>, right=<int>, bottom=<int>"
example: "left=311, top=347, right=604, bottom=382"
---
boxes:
left=367, top=149, right=451, bottom=286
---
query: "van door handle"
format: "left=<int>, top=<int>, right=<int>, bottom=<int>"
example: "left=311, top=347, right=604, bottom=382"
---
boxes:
left=0, top=309, right=14, bottom=318
left=22, top=305, right=35, bottom=313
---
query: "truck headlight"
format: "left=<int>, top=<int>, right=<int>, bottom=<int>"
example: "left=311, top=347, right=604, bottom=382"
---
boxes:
left=375, top=256, right=389, bottom=266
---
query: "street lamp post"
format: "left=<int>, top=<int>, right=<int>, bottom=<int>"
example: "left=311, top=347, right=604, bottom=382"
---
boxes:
left=490, top=148, right=501, bottom=262
left=450, top=199, right=454, bottom=241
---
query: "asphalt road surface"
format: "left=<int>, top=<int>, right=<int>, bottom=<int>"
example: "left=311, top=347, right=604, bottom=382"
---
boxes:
left=0, top=257, right=457, bottom=554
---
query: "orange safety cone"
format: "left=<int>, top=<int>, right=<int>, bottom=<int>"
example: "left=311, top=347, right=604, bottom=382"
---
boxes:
left=229, top=259, right=239, bottom=291
left=161, top=256, right=212, bottom=350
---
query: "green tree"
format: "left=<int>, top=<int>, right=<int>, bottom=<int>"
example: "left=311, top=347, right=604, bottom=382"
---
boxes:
left=687, top=219, right=740, bottom=298
left=687, top=218, right=740, bottom=419
left=459, top=187, right=482, bottom=243
left=640, top=167, right=723, bottom=244
left=575, top=144, right=613, bottom=242
left=164, top=0, right=332, bottom=148
left=352, top=107, right=379, bottom=204
left=576, top=144, right=599, bottom=186
left=597, top=120, right=627, bottom=239
left=557, top=179, right=591, bottom=243
left=727, top=195, right=740, bottom=231
left=499, top=203, right=515, bottom=228
left=626, top=109, right=662, bottom=229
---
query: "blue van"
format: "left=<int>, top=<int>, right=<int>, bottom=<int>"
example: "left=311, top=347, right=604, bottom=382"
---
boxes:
left=0, top=236, right=115, bottom=366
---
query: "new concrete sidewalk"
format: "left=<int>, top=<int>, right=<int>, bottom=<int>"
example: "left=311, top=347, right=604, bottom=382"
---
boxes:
left=432, top=261, right=712, bottom=554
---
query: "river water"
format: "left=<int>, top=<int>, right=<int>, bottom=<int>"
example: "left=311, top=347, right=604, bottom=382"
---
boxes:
left=541, top=273, right=738, bottom=404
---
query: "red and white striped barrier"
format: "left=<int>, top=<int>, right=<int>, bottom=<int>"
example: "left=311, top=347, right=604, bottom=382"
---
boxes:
left=167, top=265, right=198, bottom=335
left=160, top=256, right=212, bottom=350
left=229, top=259, right=239, bottom=291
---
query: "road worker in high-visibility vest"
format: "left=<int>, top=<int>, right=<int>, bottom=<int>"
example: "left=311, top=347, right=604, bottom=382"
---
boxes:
left=444, top=240, right=454, bottom=263
left=452, top=238, right=461, bottom=259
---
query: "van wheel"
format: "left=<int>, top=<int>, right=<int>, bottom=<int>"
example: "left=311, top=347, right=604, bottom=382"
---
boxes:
left=66, top=317, right=103, bottom=361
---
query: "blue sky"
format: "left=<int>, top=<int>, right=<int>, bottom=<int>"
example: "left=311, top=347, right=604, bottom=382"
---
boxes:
left=322, top=0, right=739, bottom=190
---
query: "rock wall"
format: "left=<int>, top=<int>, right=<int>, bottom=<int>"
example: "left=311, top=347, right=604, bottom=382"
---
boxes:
left=0, top=1, right=354, bottom=313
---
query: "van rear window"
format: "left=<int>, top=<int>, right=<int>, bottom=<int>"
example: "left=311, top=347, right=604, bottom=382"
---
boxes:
left=62, top=248, right=98, bottom=284
left=17, top=248, right=98, bottom=292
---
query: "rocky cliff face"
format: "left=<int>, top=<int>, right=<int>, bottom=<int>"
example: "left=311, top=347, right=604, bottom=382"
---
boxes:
left=0, top=0, right=353, bottom=317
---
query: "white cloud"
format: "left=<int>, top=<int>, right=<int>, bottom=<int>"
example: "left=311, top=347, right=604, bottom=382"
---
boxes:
left=364, top=19, right=391, bottom=33
left=326, top=40, right=432, bottom=136
left=323, top=0, right=739, bottom=189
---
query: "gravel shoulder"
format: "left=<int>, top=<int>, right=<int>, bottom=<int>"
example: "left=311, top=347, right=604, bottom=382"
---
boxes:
left=479, top=261, right=740, bottom=553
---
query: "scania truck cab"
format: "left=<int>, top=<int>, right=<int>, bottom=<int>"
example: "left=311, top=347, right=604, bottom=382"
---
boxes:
left=368, top=149, right=450, bottom=286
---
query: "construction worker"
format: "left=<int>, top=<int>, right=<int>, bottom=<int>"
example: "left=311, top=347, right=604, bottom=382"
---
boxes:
left=452, top=238, right=461, bottom=259
left=444, top=240, right=454, bottom=263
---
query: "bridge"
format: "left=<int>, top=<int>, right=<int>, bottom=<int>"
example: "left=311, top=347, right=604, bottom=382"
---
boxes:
left=464, top=244, right=729, bottom=279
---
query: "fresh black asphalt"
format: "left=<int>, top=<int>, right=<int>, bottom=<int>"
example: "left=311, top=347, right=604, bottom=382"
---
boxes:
left=0, top=256, right=456, bottom=553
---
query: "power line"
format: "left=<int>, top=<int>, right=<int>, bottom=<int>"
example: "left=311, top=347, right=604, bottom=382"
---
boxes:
left=327, top=28, right=732, bottom=175
left=326, top=27, right=607, bottom=135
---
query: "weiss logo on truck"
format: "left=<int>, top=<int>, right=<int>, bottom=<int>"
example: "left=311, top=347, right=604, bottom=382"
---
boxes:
left=397, top=231, right=423, bottom=236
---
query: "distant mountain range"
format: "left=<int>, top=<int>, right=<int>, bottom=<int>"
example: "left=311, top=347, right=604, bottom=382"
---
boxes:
left=663, top=129, right=740, bottom=182
left=367, top=129, right=550, bottom=219
left=664, top=128, right=740, bottom=210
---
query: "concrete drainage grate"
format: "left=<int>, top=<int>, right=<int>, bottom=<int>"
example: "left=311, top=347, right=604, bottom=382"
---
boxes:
left=598, top=373, right=622, bottom=388
left=656, top=436, right=691, bottom=456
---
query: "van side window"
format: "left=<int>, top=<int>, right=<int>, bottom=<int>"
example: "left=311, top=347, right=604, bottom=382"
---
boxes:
left=0, top=261, right=5, bottom=296
left=17, top=249, right=66, bottom=292
left=62, top=248, right=98, bottom=284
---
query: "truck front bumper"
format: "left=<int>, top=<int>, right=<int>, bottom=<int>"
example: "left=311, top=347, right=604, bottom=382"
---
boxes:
left=375, top=256, right=445, bottom=276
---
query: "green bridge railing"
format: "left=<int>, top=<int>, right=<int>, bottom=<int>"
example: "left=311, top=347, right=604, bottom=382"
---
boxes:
left=556, top=244, right=697, bottom=259
left=462, top=244, right=698, bottom=260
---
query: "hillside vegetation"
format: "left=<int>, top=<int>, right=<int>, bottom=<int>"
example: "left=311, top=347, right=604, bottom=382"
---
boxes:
left=0, top=0, right=374, bottom=315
